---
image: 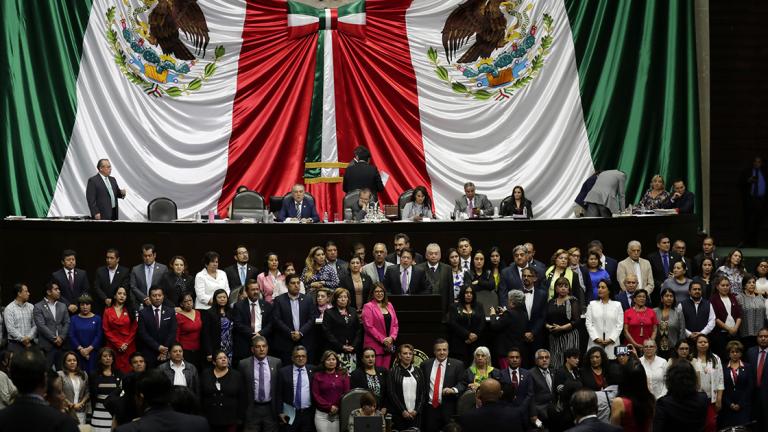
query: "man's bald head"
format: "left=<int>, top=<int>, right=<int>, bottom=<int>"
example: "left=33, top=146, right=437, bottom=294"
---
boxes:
left=476, top=378, right=502, bottom=404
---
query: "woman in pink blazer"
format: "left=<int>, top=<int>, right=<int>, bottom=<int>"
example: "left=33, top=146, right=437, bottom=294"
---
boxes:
left=361, top=282, right=399, bottom=368
left=256, top=252, right=284, bottom=303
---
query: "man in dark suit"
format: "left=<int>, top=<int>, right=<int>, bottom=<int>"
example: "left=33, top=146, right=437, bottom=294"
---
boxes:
left=342, top=146, right=385, bottom=201
left=524, top=242, right=547, bottom=279
left=692, top=236, right=720, bottom=276
left=565, top=389, right=622, bottom=432
left=233, top=280, right=273, bottom=364
left=458, top=378, right=527, bottom=431
left=50, top=249, right=90, bottom=314
left=746, top=328, right=768, bottom=430
left=277, top=184, right=320, bottom=223
left=529, top=349, right=555, bottom=429
left=415, top=243, right=453, bottom=321
left=240, top=335, right=282, bottom=432
left=115, top=369, right=208, bottom=432
left=0, top=349, right=79, bottom=432
left=277, top=346, right=314, bottom=432
left=130, top=244, right=168, bottom=309
left=272, top=274, right=316, bottom=365
left=662, top=179, right=695, bottom=214
left=137, top=286, right=177, bottom=367
left=741, top=156, right=767, bottom=246
left=325, top=241, right=348, bottom=279
left=92, top=248, right=130, bottom=313
left=421, top=339, right=466, bottom=432
left=498, top=244, right=530, bottom=304
left=678, top=281, right=715, bottom=340
left=614, top=274, right=638, bottom=311
left=647, top=233, right=680, bottom=304
left=32, top=282, right=70, bottom=369
left=499, top=348, right=532, bottom=409
left=520, top=268, right=547, bottom=368
left=386, top=233, right=425, bottom=265
left=223, top=244, right=259, bottom=296
left=587, top=240, right=619, bottom=293
left=85, top=158, right=126, bottom=220
left=383, top=249, right=430, bottom=295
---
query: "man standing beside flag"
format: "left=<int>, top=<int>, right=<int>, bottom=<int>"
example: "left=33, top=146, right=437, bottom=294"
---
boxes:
left=86, top=158, right=126, bottom=220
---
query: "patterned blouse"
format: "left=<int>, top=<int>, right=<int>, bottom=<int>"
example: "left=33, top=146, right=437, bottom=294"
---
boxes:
left=717, top=266, right=744, bottom=295
left=736, top=292, right=768, bottom=337
left=302, top=263, right=340, bottom=290
left=639, top=189, right=670, bottom=210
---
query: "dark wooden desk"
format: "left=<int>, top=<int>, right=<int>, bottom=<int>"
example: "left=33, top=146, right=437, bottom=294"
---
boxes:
left=0, top=215, right=697, bottom=305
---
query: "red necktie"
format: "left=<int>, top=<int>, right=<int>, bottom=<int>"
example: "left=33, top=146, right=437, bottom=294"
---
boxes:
left=512, top=369, right=519, bottom=388
left=432, top=362, right=442, bottom=408
left=251, top=302, right=258, bottom=331
left=731, top=367, right=738, bottom=384
left=758, top=350, right=766, bottom=387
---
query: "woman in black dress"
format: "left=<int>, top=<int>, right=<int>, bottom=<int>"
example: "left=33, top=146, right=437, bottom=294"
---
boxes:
left=161, top=255, right=195, bottom=307
left=202, top=289, right=235, bottom=366
left=387, top=344, right=426, bottom=431
left=467, top=250, right=497, bottom=310
left=322, top=288, right=362, bottom=373
left=500, top=185, right=533, bottom=218
left=338, top=256, right=373, bottom=311
left=350, top=348, right=388, bottom=414
left=446, top=285, right=485, bottom=365
left=200, top=349, right=244, bottom=432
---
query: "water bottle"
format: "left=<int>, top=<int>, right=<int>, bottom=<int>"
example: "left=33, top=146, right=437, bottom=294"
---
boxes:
left=454, top=210, right=460, bottom=221
left=323, top=211, right=328, bottom=223
left=195, top=211, right=201, bottom=223
left=207, top=208, right=215, bottom=223
left=493, top=206, right=499, bottom=217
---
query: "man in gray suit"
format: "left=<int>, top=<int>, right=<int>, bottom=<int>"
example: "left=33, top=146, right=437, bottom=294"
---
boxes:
left=362, top=243, right=394, bottom=284
left=584, top=170, right=626, bottom=217
left=240, top=335, right=282, bottom=432
left=415, top=243, right=453, bottom=321
left=33, top=282, right=70, bottom=369
left=453, top=182, right=494, bottom=218
left=130, top=244, right=168, bottom=309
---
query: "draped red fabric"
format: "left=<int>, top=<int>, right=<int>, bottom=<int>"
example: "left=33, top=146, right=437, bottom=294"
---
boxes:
left=219, top=0, right=431, bottom=217
left=333, top=0, right=432, bottom=207
left=218, top=0, right=318, bottom=216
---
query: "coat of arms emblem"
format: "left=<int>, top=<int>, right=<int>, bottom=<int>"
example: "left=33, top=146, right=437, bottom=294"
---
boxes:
left=428, top=0, right=553, bottom=102
left=105, top=0, right=225, bottom=97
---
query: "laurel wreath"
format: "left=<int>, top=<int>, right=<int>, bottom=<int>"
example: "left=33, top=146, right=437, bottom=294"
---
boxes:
left=105, top=6, right=224, bottom=97
left=427, top=13, right=553, bottom=101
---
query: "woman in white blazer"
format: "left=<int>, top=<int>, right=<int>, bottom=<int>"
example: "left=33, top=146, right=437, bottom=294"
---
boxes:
left=194, top=251, right=230, bottom=310
left=585, top=279, right=625, bottom=359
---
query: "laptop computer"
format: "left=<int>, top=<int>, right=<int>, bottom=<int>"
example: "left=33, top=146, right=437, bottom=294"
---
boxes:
left=353, top=415, right=384, bottom=432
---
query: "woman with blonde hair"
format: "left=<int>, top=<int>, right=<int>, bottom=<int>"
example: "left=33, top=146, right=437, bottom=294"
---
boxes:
left=301, top=246, right=340, bottom=295
left=639, top=174, right=670, bottom=209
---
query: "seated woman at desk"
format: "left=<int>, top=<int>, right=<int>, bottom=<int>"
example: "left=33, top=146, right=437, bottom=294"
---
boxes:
left=638, top=175, right=670, bottom=210
left=500, top=185, right=533, bottom=218
left=401, top=186, right=434, bottom=221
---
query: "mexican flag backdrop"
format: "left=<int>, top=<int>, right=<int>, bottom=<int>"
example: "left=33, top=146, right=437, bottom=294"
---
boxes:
left=1, top=0, right=699, bottom=220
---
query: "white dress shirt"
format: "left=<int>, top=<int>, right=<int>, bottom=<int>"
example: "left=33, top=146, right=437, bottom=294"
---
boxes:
left=170, top=361, right=188, bottom=387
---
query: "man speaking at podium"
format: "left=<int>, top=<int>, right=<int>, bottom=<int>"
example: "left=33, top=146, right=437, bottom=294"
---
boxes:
left=86, top=158, right=126, bottom=220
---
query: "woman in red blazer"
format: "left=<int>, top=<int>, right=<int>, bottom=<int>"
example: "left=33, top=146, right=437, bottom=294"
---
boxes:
left=361, top=283, right=400, bottom=368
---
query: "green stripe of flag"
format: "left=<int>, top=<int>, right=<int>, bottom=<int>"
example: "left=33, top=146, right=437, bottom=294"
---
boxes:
left=1, top=0, right=95, bottom=217
left=303, top=30, right=325, bottom=179
left=565, top=0, right=700, bottom=212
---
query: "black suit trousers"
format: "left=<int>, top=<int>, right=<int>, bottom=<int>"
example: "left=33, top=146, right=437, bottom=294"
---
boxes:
left=423, top=404, right=452, bottom=432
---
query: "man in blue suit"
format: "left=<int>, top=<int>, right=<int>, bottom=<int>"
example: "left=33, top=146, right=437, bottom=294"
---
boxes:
left=500, top=348, right=532, bottom=410
left=565, top=389, right=622, bottom=432
left=277, top=346, right=315, bottom=432
left=137, top=286, right=177, bottom=367
left=277, top=184, right=320, bottom=223
left=272, top=274, right=316, bottom=364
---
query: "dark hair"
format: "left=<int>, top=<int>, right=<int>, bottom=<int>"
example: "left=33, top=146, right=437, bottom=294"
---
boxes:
left=61, top=351, right=85, bottom=378
left=170, top=386, right=200, bottom=414
left=76, top=294, right=93, bottom=305
left=689, top=279, right=704, bottom=292
left=755, top=259, right=768, bottom=277
left=665, top=360, right=698, bottom=399
left=286, top=273, right=301, bottom=285
left=111, top=286, right=135, bottom=320
left=742, top=273, right=756, bottom=292
left=585, top=346, right=609, bottom=372
left=673, top=259, right=687, bottom=271
left=9, top=349, right=47, bottom=394
left=168, top=255, right=189, bottom=276
left=587, top=240, right=604, bottom=252
left=359, top=391, right=377, bottom=408
left=433, top=338, right=448, bottom=348
left=400, top=248, right=413, bottom=259
left=512, top=185, right=527, bottom=205
left=129, top=351, right=145, bottom=363
left=410, top=186, right=432, bottom=208
left=655, top=233, right=670, bottom=244
left=370, top=282, right=388, bottom=305
left=670, top=339, right=691, bottom=361
left=325, top=240, right=338, bottom=250
left=262, top=252, right=278, bottom=276
left=331, top=288, right=352, bottom=310
left=354, top=146, right=371, bottom=161
left=694, top=334, right=718, bottom=367
left=457, top=237, right=471, bottom=246
left=488, top=246, right=504, bottom=270
left=141, top=243, right=156, bottom=254
left=202, top=251, right=220, bottom=267
left=570, top=388, right=598, bottom=418
left=212, top=289, right=230, bottom=316
left=44, top=281, right=58, bottom=296
left=563, top=348, right=581, bottom=365
left=106, top=248, right=120, bottom=258
left=723, top=249, right=745, bottom=272
left=148, top=285, right=163, bottom=296
left=169, top=342, right=184, bottom=352
left=96, top=347, right=117, bottom=375
left=97, top=158, right=109, bottom=170
left=394, top=233, right=410, bottom=243
left=471, top=250, right=488, bottom=273
left=632, top=289, right=649, bottom=303
left=658, top=287, right=677, bottom=308
left=616, top=363, right=655, bottom=422
left=457, top=285, right=476, bottom=308
left=136, top=369, right=172, bottom=407
left=0, top=351, right=12, bottom=374
left=13, top=283, right=27, bottom=296
left=61, top=249, right=77, bottom=260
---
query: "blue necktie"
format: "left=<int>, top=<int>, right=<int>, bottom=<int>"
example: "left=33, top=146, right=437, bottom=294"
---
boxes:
left=258, top=361, right=266, bottom=402
left=662, top=254, right=669, bottom=275
left=240, top=267, right=246, bottom=286
left=294, top=368, right=303, bottom=407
